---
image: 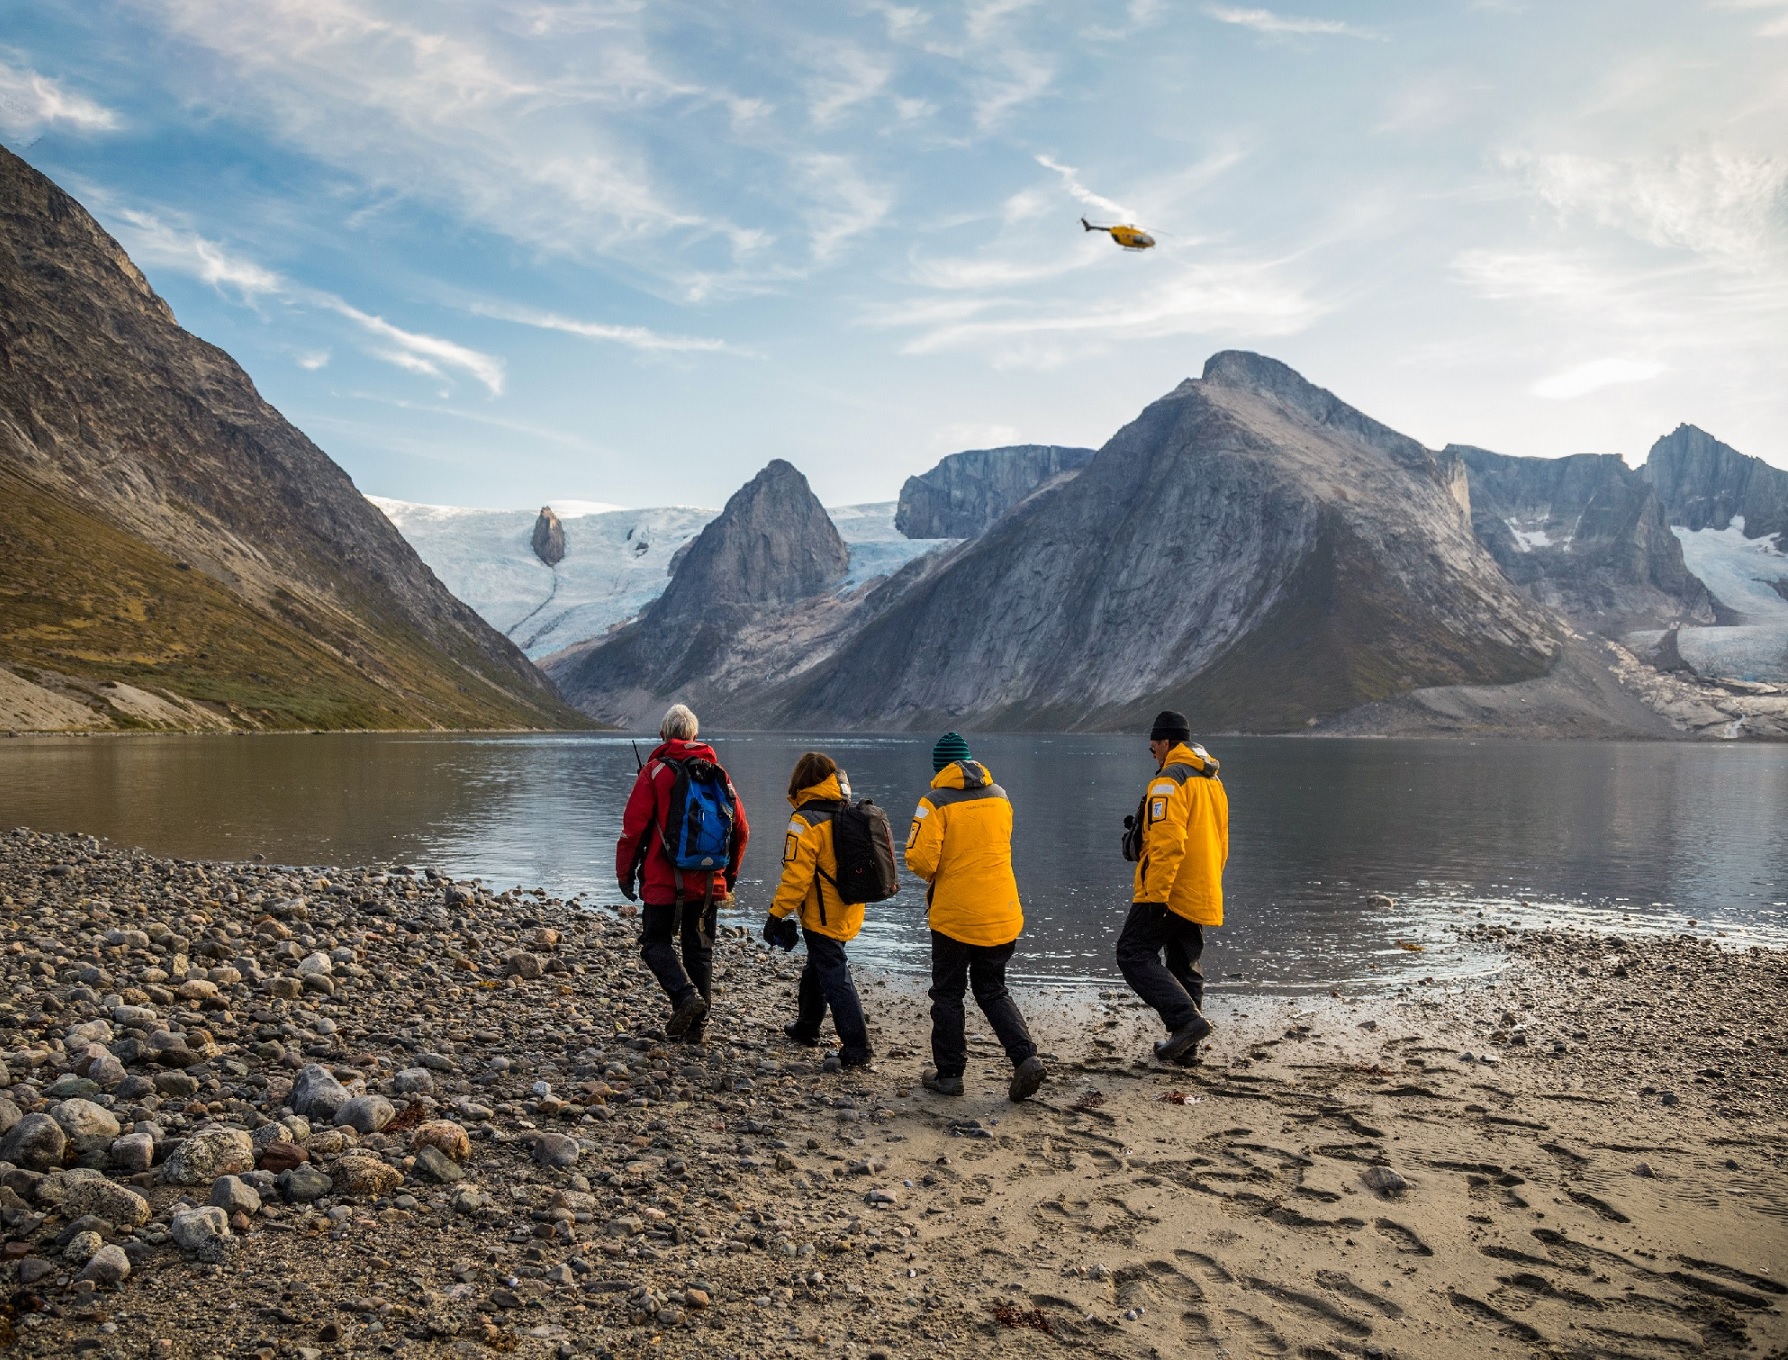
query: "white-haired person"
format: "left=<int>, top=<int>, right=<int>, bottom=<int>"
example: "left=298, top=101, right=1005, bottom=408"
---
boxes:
left=615, top=704, right=751, bottom=1040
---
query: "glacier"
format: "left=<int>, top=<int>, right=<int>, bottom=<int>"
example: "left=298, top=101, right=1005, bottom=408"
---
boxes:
left=1625, top=519, right=1788, bottom=682
left=371, top=496, right=953, bottom=661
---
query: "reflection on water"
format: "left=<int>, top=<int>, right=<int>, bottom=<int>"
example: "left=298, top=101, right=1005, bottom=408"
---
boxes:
left=2, top=732, right=1784, bottom=993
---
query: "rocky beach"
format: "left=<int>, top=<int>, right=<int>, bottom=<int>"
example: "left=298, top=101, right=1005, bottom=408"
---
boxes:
left=0, top=827, right=1782, bottom=1359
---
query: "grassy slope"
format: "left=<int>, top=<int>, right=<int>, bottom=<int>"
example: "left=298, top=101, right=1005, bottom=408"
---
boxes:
left=0, top=465, right=587, bottom=730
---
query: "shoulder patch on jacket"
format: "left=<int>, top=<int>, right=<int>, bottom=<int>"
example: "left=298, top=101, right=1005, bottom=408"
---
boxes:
left=783, top=832, right=800, bottom=864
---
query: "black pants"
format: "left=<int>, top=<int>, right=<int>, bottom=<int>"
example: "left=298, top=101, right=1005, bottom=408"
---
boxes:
left=1116, top=903, right=1205, bottom=1030
left=640, top=899, right=716, bottom=1021
left=928, top=931, right=1036, bottom=1079
left=790, top=928, right=871, bottom=1063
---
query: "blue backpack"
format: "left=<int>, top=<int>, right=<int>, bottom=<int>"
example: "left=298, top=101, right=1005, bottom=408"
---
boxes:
left=658, top=756, right=737, bottom=873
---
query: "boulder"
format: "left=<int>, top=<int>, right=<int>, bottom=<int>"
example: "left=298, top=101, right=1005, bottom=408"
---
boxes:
left=1, top=1112, right=67, bottom=1171
left=62, top=1176, right=150, bottom=1227
left=531, top=1132, right=580, bottom=1169
left=334, top=1095, right=394, bottom=1135
left=411, top=1144, right=464, bottom=1184
left=277, top=1164, right=332, bottom=1203
left=51, top=1098, right=120, bottom=1145
left=208, top=1174, right=262, bottom=1216
left=77, top=1242, right=131, bottom=1287
left=109, top=1132, right=155, bottom=1173
left=162, top=1126, right=255, bottom=1185
left=169, top=1204, right=232, bottom=1261
left=291, top=1064, right=352, bottom=1120
left=332, top=1154, right=402, bottom=1199
left=411, top=1120, right=471, bottom=1163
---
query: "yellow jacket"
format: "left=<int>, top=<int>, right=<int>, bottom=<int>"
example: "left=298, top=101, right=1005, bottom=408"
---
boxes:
left=1132, top=742, right=1228, bottom=926
left=768, top=773, right=863, bottom=943
left=904, top=760, right=1023, bottom=947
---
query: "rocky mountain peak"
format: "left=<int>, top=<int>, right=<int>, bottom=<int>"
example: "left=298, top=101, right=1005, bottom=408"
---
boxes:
left=651, top=459, right=847, bottom=625
left=531, top=506, right=565, bottom=567
left=1645, top=424, right=1788, bottom=547
left=895, top=444, right=1095, bottom=539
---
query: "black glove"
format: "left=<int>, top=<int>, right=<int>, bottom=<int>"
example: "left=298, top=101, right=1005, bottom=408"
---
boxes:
left=617, top=875, right=637, bottom=903
left=762, top=915, right=799, bottom=951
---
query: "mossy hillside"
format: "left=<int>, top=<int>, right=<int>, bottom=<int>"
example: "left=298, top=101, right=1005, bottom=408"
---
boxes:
left=0, top=466, right=589, bottom=730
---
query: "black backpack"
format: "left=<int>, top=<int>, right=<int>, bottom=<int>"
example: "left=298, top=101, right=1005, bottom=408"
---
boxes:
left=797, top=798, right=900, bottom=907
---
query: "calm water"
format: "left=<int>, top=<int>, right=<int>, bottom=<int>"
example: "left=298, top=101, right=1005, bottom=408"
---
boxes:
left=2, top=733, right=1784, bottom=993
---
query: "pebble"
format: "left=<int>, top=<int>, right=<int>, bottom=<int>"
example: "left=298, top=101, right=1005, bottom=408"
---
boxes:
left=209, top=1174, right=262, bottom=1215
left=532, top=1132, right=581, bottom=1169
left=1361, top=1166, right=1411, bottom=1197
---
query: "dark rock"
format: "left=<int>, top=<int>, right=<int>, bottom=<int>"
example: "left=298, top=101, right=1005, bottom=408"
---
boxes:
left=1, top=1112, right=67, bottom=1171
left=532, top=507, right=567, bottom=567
left=895, top=445, right=1094, bottom=539
left=277, top=1163, right=333, bottom=1203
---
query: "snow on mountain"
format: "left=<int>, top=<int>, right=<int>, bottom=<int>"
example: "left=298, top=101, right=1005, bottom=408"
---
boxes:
left=370, top=496, right=955, bottom=661
left=1666, top=520, right=1788, bottom=680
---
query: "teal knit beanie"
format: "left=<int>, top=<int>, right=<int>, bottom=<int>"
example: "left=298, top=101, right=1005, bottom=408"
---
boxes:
left=931, top=731, right=971, bottom=773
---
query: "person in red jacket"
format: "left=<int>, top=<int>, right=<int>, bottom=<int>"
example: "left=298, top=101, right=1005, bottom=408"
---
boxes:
left=615, top=704, right=750, bottom=1039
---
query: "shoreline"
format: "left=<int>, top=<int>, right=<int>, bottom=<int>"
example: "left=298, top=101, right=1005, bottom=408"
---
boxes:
left=0, top=828, right=1783, bottom=1359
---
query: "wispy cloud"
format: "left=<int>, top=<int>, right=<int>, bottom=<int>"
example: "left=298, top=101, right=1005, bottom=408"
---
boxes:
left=1506, top=149, right=1788, bottom=262
left=114, top=209, right=284, bottom=299
left=1205, top=7, right=1381, bottom=38
left=886, top=256, right=1325, bottom=366
left=317, top=297, right=506, bottom=395
left=470, top=301, right=737, bottom=354
left=1530, top=357, right=1663, bottom=400
left=110, top=208, right=505, bottom=394
left=1035, top=155, right=1132, bottom=221
left=0, top=59, right=120, bottom=137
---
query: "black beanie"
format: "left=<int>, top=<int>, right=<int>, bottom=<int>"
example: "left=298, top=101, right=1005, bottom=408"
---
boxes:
left=1150, top=710, right=1191, bottom=743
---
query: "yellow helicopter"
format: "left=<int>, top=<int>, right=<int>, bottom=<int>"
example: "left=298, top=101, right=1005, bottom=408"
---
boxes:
left=1082, top=216, right=1155, bottom=251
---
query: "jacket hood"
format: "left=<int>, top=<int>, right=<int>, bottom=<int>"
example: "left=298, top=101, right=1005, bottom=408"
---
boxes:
left=653, top=737, right=719, bottom=763
left=1163, top=741, right=1218, bottom=775
left=790, top=772, right=846, bottom=807
left=930, top=759, right=993, bottom=790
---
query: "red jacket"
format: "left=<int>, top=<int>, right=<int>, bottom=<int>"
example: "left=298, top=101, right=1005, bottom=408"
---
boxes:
left=616, top=739, right=750, bottom=906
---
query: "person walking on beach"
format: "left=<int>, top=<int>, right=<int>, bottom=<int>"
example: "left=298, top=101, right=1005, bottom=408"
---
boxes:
left=764, top=752, right=874, bottom=1070
left=906, top=732, right=1047, bottom=1102
left=1118, top=709, right=1228, bottom=1064
left=616, top=703, right=750, bottom=1041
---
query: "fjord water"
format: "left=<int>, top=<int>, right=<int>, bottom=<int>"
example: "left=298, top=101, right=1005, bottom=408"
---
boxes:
left=2, top=733, right=1783, bottom=993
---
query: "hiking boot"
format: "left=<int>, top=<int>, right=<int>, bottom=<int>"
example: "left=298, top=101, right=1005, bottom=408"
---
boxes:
left=840, top=1052, right=875, bottom=1072
left=1171, top=1042, right=1203, bottom=1067
left=1153, top=1013, right=1213, bottom=1063
left=1008, top=1054, right=1047, bottom=1103
left=666, top=994, right=709, bottom=1038
left=921, top=1068, right=964, bottom=1097
left=783, top=1023, right=820, bottom=1048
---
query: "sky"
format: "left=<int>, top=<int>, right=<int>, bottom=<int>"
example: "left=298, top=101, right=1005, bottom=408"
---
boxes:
left=3, top=1, right=1785, bottom=510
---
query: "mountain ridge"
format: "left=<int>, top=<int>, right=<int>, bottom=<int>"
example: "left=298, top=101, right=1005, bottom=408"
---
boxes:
left=0, top=143, right=584, bottom=732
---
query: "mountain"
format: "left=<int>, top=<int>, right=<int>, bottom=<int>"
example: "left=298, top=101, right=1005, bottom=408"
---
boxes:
left=1630, top=426, right=1788, bottom=683
left=1646, top=425, right=1788, bottom=549
left=670, top=352, right=1560, bottom=732
left=895, top=444, right=1095, bottom=539
left=1454, top=447, right=1711, bottom=634
left=544, top=460, right=860, bottom=724
left=0, top=143, right=582, bottom=732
